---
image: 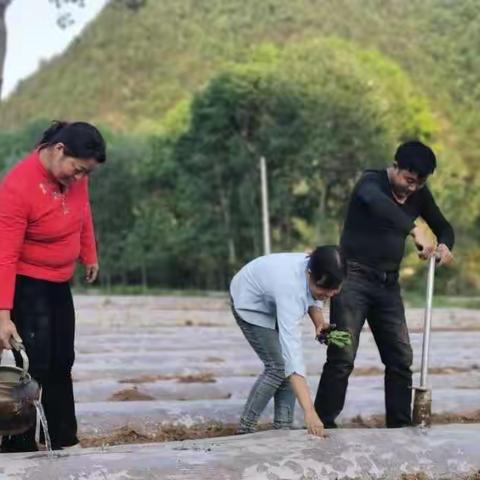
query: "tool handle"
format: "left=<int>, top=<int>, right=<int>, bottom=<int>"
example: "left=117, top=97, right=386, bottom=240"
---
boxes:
left=9, top=337, right=30, bottom=376
left=420, top=255, right=436, bottom=387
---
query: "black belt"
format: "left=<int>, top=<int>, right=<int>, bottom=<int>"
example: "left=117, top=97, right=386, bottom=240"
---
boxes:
left=347, top=261, right=399, bottom=285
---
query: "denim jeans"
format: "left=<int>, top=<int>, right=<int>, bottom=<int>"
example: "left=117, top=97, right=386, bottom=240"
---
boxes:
left=231, top=305, right=295, bottom=433
left=314, top=262, right=413, bottom=428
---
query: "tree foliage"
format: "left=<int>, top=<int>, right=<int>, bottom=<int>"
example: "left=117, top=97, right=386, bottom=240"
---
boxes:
left=0, top=29, right=478, bottom=294
left=162, top=40, right=437, bottom=286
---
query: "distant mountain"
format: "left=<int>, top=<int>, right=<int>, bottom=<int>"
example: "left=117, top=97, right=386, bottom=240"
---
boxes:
left=0, top=0, right=478, bottom=146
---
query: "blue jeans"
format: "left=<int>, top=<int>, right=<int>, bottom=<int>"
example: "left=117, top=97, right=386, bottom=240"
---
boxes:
left=231, top=305, right=295, bottom=433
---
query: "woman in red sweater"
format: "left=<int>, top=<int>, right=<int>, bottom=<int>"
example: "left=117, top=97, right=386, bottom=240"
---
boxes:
left=0, top=121, right=106, bottom=452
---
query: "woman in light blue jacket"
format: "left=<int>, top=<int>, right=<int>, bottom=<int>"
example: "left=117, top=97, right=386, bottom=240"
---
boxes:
left=230, top=245, right=345, bottom=437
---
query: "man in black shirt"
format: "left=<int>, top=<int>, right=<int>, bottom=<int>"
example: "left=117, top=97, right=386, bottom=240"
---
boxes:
left=314, top=140, right=454, bottom=428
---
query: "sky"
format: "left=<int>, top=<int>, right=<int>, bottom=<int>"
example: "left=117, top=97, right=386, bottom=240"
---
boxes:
left=3, top=0, right=109, bottom=99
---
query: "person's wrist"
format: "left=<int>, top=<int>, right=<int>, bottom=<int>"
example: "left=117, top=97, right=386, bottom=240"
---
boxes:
left=304, top=406, right=317, bottom=416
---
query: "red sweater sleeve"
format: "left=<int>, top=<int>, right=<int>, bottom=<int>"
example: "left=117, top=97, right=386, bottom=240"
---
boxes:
left=0, top=181, right=29, bottom=309
left=79, top=180, right=98, bottom=265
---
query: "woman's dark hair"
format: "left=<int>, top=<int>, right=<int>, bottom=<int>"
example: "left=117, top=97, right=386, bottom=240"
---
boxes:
left=36, top=121, right=106, bottom=163
left=308, top=245, right=346, bottom=289
left=394, top=140, right=436, bottom=178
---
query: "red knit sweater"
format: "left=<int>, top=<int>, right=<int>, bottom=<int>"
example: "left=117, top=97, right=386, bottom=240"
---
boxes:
left=0, top=150, right=97, bottom=309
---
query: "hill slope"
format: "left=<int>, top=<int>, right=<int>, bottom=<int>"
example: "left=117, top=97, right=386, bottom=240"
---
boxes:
left=0, top=0, right=478, bottom=143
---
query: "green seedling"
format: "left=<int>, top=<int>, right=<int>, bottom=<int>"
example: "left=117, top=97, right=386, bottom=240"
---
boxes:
left=316, top=324, right=352, bottom=348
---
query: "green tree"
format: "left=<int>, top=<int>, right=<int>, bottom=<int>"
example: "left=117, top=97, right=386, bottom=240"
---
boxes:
left=165, top=39, right=437, bottom=288
left=89, top=133, right=143, bottom=288
left=0, top=118, right=51, bottom=174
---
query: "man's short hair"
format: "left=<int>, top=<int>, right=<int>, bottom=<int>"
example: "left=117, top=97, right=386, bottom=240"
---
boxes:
left=308, top=245, right=346, bottom=289
left=394, top=140, right=436, bottom=178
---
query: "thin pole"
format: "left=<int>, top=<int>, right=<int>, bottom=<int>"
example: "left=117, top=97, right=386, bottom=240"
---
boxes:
left=260, top=156, right=271, bottom=255
left=420, top=255, right=436, bottom=387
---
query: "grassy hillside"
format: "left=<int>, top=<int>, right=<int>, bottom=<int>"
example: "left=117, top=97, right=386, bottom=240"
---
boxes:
left=1, top=0, right=479, bottom=292
left=0, top=0, right=478, bottom=145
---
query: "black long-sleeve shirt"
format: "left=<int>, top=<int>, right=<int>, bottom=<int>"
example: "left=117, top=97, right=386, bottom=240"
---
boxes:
left=340, top=169, right=455, bottom=271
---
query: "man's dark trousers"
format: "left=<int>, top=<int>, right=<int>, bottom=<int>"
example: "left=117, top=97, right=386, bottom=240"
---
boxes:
left=315, top=262, right=413, bottom=428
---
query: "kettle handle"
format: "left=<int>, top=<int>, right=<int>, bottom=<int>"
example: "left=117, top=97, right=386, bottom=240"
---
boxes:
left=10, top=338, right=30, bottom=376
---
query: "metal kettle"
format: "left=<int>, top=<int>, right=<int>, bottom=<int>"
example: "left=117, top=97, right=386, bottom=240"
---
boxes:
left=0, top=339, right=40, bottom=435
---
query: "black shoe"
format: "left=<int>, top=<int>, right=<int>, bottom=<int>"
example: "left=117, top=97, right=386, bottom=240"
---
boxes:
left=322, top=421, right=338, bottom=429
left=40, top=430, right=79, bottom=451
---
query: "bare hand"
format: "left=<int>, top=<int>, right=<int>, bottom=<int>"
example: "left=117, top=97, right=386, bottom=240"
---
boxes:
left=0, top=318, right=22, bottom=351
left=315, top=323, right=326, bottom=338
left=436, top=243, right=453, bottom=266
left=419, top=244, right=436, bottom=260
left=85, top=263, right=99, bottom=283
left=411, top=226, right=436, bottom=260
left=304, top=409, right=327, bottom=437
